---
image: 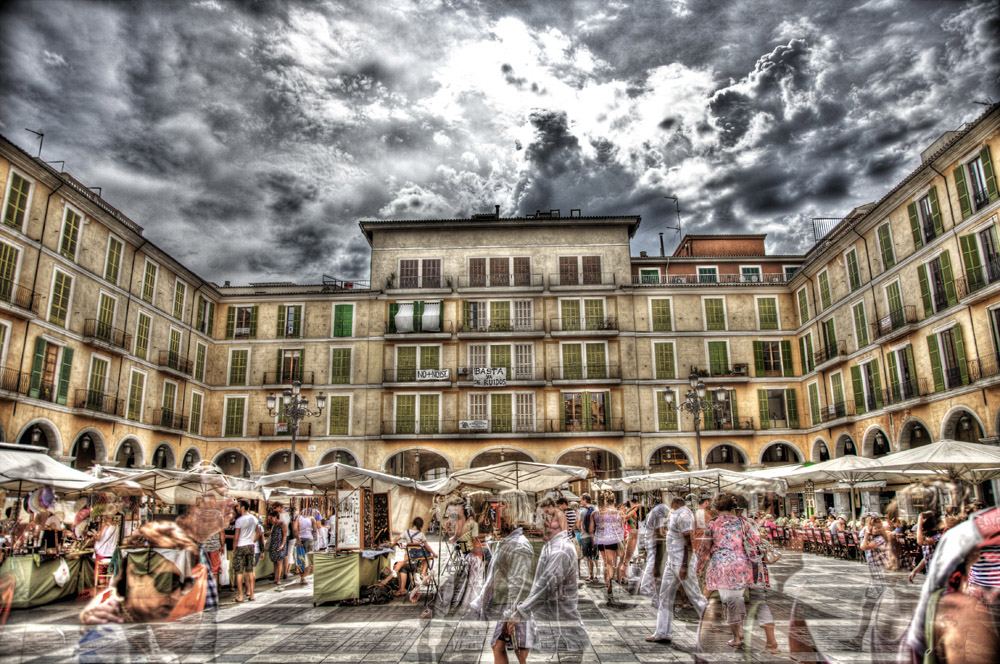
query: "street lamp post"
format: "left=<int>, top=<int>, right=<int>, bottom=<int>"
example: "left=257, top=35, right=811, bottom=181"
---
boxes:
left=663, top=371, right=729, bottom=470
left=266, top=380, right=326, bottom=473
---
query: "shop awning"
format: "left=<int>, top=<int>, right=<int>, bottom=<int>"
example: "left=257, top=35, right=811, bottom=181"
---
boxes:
left=0, top=443, right=98, bottom=491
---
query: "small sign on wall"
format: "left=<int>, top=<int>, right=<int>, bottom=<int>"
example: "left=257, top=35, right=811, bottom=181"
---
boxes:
left=460, top=420, right=489, bottom=431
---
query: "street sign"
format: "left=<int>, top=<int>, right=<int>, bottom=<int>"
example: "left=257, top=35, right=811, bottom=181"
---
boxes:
left=473, top=367, right=506, bottom=386
left=416, top=368, right=450, bottom=380
left=460, top=420, right=489, bottom=431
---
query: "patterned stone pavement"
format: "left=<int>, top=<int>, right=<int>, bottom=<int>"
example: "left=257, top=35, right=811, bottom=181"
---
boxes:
left=0, top=550, right=922, bottom=663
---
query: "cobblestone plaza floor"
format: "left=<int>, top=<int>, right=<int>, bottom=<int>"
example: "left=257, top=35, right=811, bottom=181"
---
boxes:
left=0, top=550, right=921, bottom=663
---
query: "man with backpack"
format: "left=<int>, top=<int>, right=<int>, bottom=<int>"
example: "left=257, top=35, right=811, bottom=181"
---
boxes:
left=578, top=494, right=599, bottom=583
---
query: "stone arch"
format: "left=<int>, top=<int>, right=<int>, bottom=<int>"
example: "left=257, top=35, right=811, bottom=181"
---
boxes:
left=811, top=437, right=831, bottom=462
left=758, top=440, right=804, bottom=465
left=555, top=445, right=624, bottom=480
left=152, top=442, right=176, bottom=469
left=898, top=417, right=934, bottom=450
left=940, top=406, right=986, bottom=442
left=70, top=427, right=108, bottom=470
left=861, top=425, right=893, bottom=458
left=113, top=435, right=145, bottom=468
left=261, top=448, right=305, bottom=474
left=835, top=433, right=858, bottom=457
left=15, top=418, right=62, bottom=456
left=646, top=444, right=693, bottom=472
left=317, top=447, right=360, bottom=467
left=383, top=447, right=452, bottom=481
left=468, top=446, right=536, bottom=469
left=702, top=442, right=748, bottom=469
left=180, top=446, right=202, bottom=470
left=213, top=449, right=252, bottom=478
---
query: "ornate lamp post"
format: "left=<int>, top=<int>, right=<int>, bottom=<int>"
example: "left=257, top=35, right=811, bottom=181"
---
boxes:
left=663, top=371, right=728, bottom=470
left=266, top=380, right=325, bottom=473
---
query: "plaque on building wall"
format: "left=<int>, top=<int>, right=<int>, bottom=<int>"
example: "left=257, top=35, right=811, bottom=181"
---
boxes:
left=336, top=489, right=362, bottom=550
left=460, top=420, right=489, bottom=431
left=416, top=369, right=450, bottom=380
left=473, top=367, right=507, bottom=386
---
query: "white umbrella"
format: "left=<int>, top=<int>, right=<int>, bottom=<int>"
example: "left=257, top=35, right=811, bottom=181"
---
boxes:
left=874, top=439, right=1000, bottom=485
left=619, top=468, right=788, bottom=497
left=0, top=443, right=97, bottom=491
left=785, top=455, right=924, bottom=521
left=419, top=460, right=589, bottom=495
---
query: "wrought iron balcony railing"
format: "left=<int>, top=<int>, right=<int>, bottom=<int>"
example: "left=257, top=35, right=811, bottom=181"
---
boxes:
left=259, top=422, right=312, bottom=437
left=153, top=409, right=189, bottom=431
left=262, top=371, right=315, bottom=386
left=549, top=364, right=622, bottom=381
left=0, top=280, right=41, bottom=313
left=871, top=305, right=919, bottom=340
left=84, top=319, right=133, bottom=351
left=549, top=316, right=619, bottom=332
left=157, top=350, right=193, bottom=375
left=75, top=389, right=124, bottom=416
left=457, top=273, right=543, bottom=288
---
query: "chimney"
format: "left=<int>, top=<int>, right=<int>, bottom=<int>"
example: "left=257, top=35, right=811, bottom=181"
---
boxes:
left=495, top=205, right=500, bottom=218
left=639, top=251, right=648, bottom=258
left=659, top=233, right=665, bottom=257
left=224, top=281, right=231, bottom=287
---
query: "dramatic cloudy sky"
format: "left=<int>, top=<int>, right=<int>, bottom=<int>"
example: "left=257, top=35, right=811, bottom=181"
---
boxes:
left=1, top=0, right=998, bottom=284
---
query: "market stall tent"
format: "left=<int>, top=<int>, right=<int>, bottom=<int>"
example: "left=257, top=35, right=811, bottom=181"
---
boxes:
left=0, top=443, right=97, bottom=491
left=605, top=468, right=788, bottom=497
left=874, top=438, right=1000, bottom=484
left=418, top=460, right=590, bottom=494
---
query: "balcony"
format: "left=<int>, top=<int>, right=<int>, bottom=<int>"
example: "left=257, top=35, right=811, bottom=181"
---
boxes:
left=549, top=316, right=619, bottom=336
left=702, top=417, right=755, bottom=433
left=153, top=409, right=189, bottom=432
left=884, top=378, right=928, bottom=407
left=387, top=274, right=452, bottom=294
left=549, top=272, right=618, bottom=289
left=957, top=256, right=1000, bottom=303
left=549, top=417, right=624, bottom=435
left=384, top=320, right=453, bottom=340
left=942, top=364, right=969, bottom=391
left=630, top=273, right=789, bottom=287
left=380, top=418, right=625, bottom=437
left=259, top=422, right=312, bottom=438
left=382, top=368, right=452, bottom=385
left=458, top=318, right=545, bottom=338
left=157, top=350, right=193, bottom=377
left=550, top=364, right=621, bottom=383
left=969, top=354, right=1000, bottom=383
left=456, top=418, right=547, bottom=435
left=972, top=188, right=991, bottom=213
left=74, top=389, right=124, bottom=418
left=458, top=365, right=546, bottom=384
left=262, top=371, right=315, bottom=387
left=871, top=305, right=919, bottom=342
left=457, top=273, right=544, bottom=290
left=0, top=368, right=29, bottom=399
left=690, top=363, right=751, bottom=380
left=820, top=400, right=855, bottom=423
left=0, top=280, right=40, bottom=317
left=83, top=319, right=133, bottom=354
left=813, top=341, right=848, bottom=371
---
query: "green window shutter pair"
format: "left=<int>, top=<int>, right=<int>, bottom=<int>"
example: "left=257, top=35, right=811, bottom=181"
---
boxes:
left=757, top=389, right=770, bottom=430
left=960, top=234, right=985, bottom=292
left=162, top=381, right=176, bottom=414
left=808, top=383, right=821, bottom=426
left=940, top=251, right=958, bottom=307
left=173, top=282, right=185, bottom=319
left=780, top=340, right=793, bottom=377
left=395, top=394, right=415, bottom=434
left=705, top=298, right=725, bottom=330
left=708, top=341, right=728, bottom=375
left=225, top=398, right=246, bottom=436
left=851, top=365, right=866, bottom=415
left=0, top=242, right=18, bottom=301
left=60, top=209, right=80, bottom=259
left=831, top=372, right=845, bottom=405
left=562, top=344, right=583, bottom=380
left=49, top=271, right=72, bottom=326
left=333, top=304, right=352, bottom=337
left=927, top=334, right=945, bottom=392
left=490, top=301, right=511, bottom=330
left=3, top=172, right=30, bottom=229
left=142, top=263, right=157, bottom=303
left=819, top=272, right=831, bottom=310
left=878, top=224, right=895, bottom=269
left=953, top=325, right=970, bottom=386
left=853, top=302, right=869, bottom=348
left=657, top=391, right=677, bottom=431
left=585, top=343, right=606, bottom=378
left=328, top=396, right=350, bottom=435
left=419, top=394, right=439, bottom=434
left=397, top=346, right=417, bottom=381
left=229, top=350, right=248, bottom=385
left=654, top=342, right=675, bottom=379
left=928, top=188, right=945, bottom=237
left=887, top=352, right=900, bottom=400
left=105, top=237, right=122, bottom=283
left=981, top=146, right=999, bottom=203
left=583, top=299, right=604, bottom=330
left=28, top=338, right=46, bottom=398
left=846, top=250, right=861, bottom=291
left=97, top=293, right=115, bottom=331
left=886, top=281, right=903, bottom=314
left=194, top=344, right=206, bottom=381
left=169, top=329, right=181, bottom=357
left=331, top=348, right=351, bottom=383
left=421, top=346, right=441, bottom=371
left=786, top=389, right=798, bottom=428
left=491, top=394, right=512, bottom=432
left=127, top=372, right=144, bottom=421
left=225, top=306, right=236, bottom=339
left=758, top=297, right=778, bottom=329
left=918, top=264, right=934, bottom=317
left=651, top=299, right=672, bottom=331
left=753, top=341, right=764, bottom=376
left=954, top=164, right=972, bottom=220
left=797, top=289, right=809, bottom=324
left=561, top=300, right=581, bottom=331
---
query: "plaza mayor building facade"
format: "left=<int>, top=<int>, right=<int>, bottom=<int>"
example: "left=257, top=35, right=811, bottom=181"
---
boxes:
left=1, top=103, right=1000, bottom=515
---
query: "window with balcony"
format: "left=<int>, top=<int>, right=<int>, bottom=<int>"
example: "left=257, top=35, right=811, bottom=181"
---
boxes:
left=469, top=392, right=534, bottom=432
left=655, top=389, right=679, bottom=431
left=173, top=280, right=186, bottom=319
left=0, top=240, right=19, bottom=305
left=887, top=344, right=919, bottom=402
left=799, top=332, right=815, bottom=374
left=818, top=270, right=831, bottom=310
left=3, top=170, right=31, bottom=231
left=389, top=300, right=441, bottom=333
left=224, top=396, right=246, bottom=437
left=561, top=342, right=607, bottom=380
left=919, top=251, right=957, bottom=315
left=167, top=328, right=182, bottom=366
left=27, top=338, right=70, bottom=404
left=141, top=260, right=158, bottom=305
left=653, top=341, right=675, bottom=379
left=85, top=355, right=109, bottom=410
left=703, top=297, right=726, bottom=331
left=468, top=256, right=531, bottom=287
left=851, top=360, right=884, bottom=414
left=559, top=298, right=607, bottom=331
left=877, top=223, right=895, bottom=270
left=134, top=311, right=151, bottom=360
left=928, top=325, right=969, bottom=392
left=697, top=266, right=718, bottom=283
left=228, top=349, right=248, bottom=386
left=845, top=248, right=862, bottom=292
left=650, top=298, right=672, bottom=332
left=226, top=305, right=258, bottom=339
left=279, top=304, right=305, bottom=339
left=706, top=340, right=730, bottom=377
left=394, top=393, right=439, bottom=434
left=59, top=207, right=81, bottom=260
left=48, top=269, right=72, bottom=327
left=126, top=369, right=145, bottom=421
left=562, top=390, right=610, bottom=431
left=852, top=300, right=869, bottom=349
left=328, top=303, right=350, bottom=337
left=194, top=342, right=206, bottom=381
left=754, top=340, right=792, bottom=377
left=908, top=188, right=944, bottom=248
left=797, top=287, right=809, bottom=325
left=161, top=380, right=177, bottom=426
left=469, top=343, right=534, bottom=380
left=703, top=389, right=738, bottom=430
left=399, top=258, right=442, bottom=288
left=104, top=235, right=122, bottom=284
left=808, top=381, right=821, bottom=426
left=330, top=347, right=352, bottom=384
left=741, top=266, right=762, bottom=282
left=639, top=268, right=660, bottom=284
left=189, top=391, right=203, bottom=435
left=960, top=224, right=1000, bottom=293
left=955, top=147, right=998, bottom=219
left=395, top=345, right=440, bottom=381
left=883, top=280, right=905, bottom=330
left=195, top=296, right=215, bottom=336
left=96, top=292, right=116, bottom=341
left=821, top=317, right=837, bottom=358
left=328, top=395, right=351, bottom=435
left=277, top=348, right=303, bottom=383
left=757, top=388, right=797, bottom=429
left=756, top=296, right=779, bottom=330
left=558, top=255, right=602, bottom=285
left=830, top=371, right=846, bottom=414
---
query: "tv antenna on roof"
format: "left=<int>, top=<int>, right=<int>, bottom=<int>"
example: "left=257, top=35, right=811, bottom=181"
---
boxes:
left=25, top=129, right=44, bottom=158
left=660, top=195, right=683, bottom=256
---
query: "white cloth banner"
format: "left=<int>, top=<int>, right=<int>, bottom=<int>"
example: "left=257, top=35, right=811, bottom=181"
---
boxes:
left=416, top=369, right=450, bottom=380
left=394, top=302, right=414, bottom=333
left=421, top=301, right=441, bottom=332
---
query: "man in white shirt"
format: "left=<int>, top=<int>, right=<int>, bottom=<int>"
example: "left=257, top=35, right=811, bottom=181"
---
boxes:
left=233, top=500, right=259, bottom=602
left=639, top=495, right=671, bottom=608
left=647, top=497, right=708, bottom=644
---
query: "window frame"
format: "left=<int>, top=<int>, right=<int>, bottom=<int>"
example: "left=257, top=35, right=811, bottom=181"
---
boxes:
left=161, top=377, right=179, bottom=415
left=227, top=347, right=251, bottom=387
left=193, top=340, right=207, bottom=382
left=647, top=296, right=674, bottom=332
left=558, top=339, right=609, bottom=380
left=467, top=256, right=532, bottom=285
left=654, top=388, right=680, bottom=432
left=754, top=294, right=780, bottom=331
left=739, top=265, right=762, bottom=283
left=877, top=221, right=895, bottom=270
left=650, top=339, right=676, bottom=380
left=843, top=246, right=862, bottom=292
left=883, top=277, right=904, bottom=315
left=329, top=345, right=354, bottom=385
left=783, top=265, right=799, bottom=280
left=58, top=204, right=84, bottom=261
left=223, top=395, right=249, bottom=437
left=796, top=286, right=810, bottom=325
left=851, top=298, right=869, bottom=350
left=326, top=393, right=353, bottom=436
left=704, top=338, right=732, bottom=374
left=696, top=265, right=719, bottom=283
left=2, top=167, right=34, bottom=233
left=393, top=392, right=442, bottom=432
left=103, top=233, right=124, bottom=285
left=141, top=258, right=159, bottom=305
left=172, top=278, right=187, bottom=320
left=126, top=368, right=147, bottom=422
left=829, top=369, right=845, bottom=407
left=962, top=154, right=991, bottom=213
left=48, top=267, right=74, bottom=328
left=818, top=268, right=831, bottom=310
left=701, top=295, right=727, bottom=332
left=0, top=236, right=25, bottom=294
left=758, top=338, right=784, bottom=376
left=189, top=389, right=204, bottom=435
left=96, top=288, right=119, bottom=330
left=330, top=301, right=355, bottom=338
left=397, top=257, right=444, bottom=288
left=86, top=351, right=112, bottom=396
left=558, top=296, right=607, bottom=331
left=134, top=309, right=152, bottom=359
left=638, top=267, right=661, bottom=284
left=807, top=379, right=822, bottom=426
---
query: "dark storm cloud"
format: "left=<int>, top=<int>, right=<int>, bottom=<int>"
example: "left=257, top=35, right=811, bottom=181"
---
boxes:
left=0, top=0, right=997, bottom=278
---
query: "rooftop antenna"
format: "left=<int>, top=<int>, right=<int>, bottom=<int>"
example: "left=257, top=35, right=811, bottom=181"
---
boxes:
left=973, top=99, right=994, bottom=106
left=662, top=195, right=683, bottom=256
left=25, top=128, right=44, bottom=158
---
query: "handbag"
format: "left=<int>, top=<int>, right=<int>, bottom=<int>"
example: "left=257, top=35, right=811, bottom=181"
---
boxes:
left=740, top=517, right=765, bottom=563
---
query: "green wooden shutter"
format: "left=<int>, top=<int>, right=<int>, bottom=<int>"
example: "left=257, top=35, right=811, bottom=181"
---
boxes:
left=887, top=352, right=900, bottom=400
left=757, top=389, right=770, bottom=430
left=225, top=306, right=235, bottom=339
left=728, top=389, right=739, bottom=426
left=878, top=224, right=895, bottom=268
left=804, top=334, right=814, bottom=372
left=785, top=389, right=798, bottom=428
left=798, top=289, right=809, bottom=324
left=954, top=165, right=972, bottom=219
left=292, top=306, right=302, bottom=337
left=982, top=146, right=999, bottom=202
left=851, top=365, right=866, bottom=415
left=491, top=394, right=512, bottom=433
left=704, top=397, right=716, bottom=429
left=277, top=306, right=286, bottom=337
left=207, top=302, right=214, bottom=337
left=421, top=346, right=441, bottom=371
left=28, top=337, right=46, bottom=398
left=927, top=334, right=945, bottom=392
left=583, top=299, right=603, bottom=330
left=56, top=347, right=73, bottom=405
left=928, top=187, right=944, bottom=237
left=846, top=251, right=861, bottom=291
left=781, top=340, right=793, bottom=377
left=276, top=348, right=283, bottom=378
left=753, top=341, right=764, bottom=376
left=334, top=304, right=352, bottom=337
left=708, top=341, right=728, bottom=375
left=561, top=300, right=581, bottom=331
left=388, top=303, right=400, bottom=333
left=952, top=325, right=969, bottom=386
left=490, top=344, right=511, bottom=375
left=490, top=300, right=512, bottom=330
left=908, top=202, right=923, bottom=249
left=940, top=251, right=957, bottom=306
left=808, top=383, right=821, bottom=426
left=853, top=302, right=869, bottom=348
left=395, top=395, right=415, bottom=434
left=651, top=299, right=672, bottom=331
left=961, top=234, right=985, bottom=292
left=656, top=392, right=669, bottom=431
left=196, top=296, right=205, bottom=331
left=248, top=306, right=258, bottom=338
left=397, top=346, right=417, bottom=381
left=871, top=362, right=884, bottom=409
left=654, top=342, right=675, bottom=379
left=585, top=343, right=607, bottom=379
left=419, top=394, right=439, bottom=434
left=562, top=344, right=583, bottom=379
left=918, top=264, right=933, bottom=317
left=819, top=272, right=831, bottom=310
left=412, top=301, right=425, bottom=332
left=799, top=337, right=807, bottom=375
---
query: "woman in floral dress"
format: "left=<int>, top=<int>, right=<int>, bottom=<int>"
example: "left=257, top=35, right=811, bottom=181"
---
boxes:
left=698, top=493, right=757, bottom=648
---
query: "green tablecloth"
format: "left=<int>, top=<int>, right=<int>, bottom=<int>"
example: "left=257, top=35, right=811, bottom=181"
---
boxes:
left=312, top=552, right=389, bottom=605
left=1, top=554, right=94, bottom=609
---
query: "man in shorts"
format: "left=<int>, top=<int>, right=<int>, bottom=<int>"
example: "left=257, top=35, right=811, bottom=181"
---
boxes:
left=232, top=500, right=258, bottom=602
left=578, top=493, right=599, bottom=582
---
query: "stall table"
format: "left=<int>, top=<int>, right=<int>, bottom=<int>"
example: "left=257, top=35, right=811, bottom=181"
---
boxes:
left=224, top=548, right=274, bottom=581
left=1, top=554, right=94, bottom=609
left=312, top=551, right=390, bottom=605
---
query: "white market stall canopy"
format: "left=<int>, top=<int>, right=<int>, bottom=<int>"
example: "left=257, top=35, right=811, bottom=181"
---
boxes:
left=783, top=455, right=925, bottom=487
left=596, top=468, right=788, bottom=497
left=0, top=443, right=98, bottom=491
left=93, top=468, right=261, bottom=504
left=256, top=462, right=427, bottom=493
left=874, top=439, right=1000, bottom=483
left=418, top=461, right=590, bottom=495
